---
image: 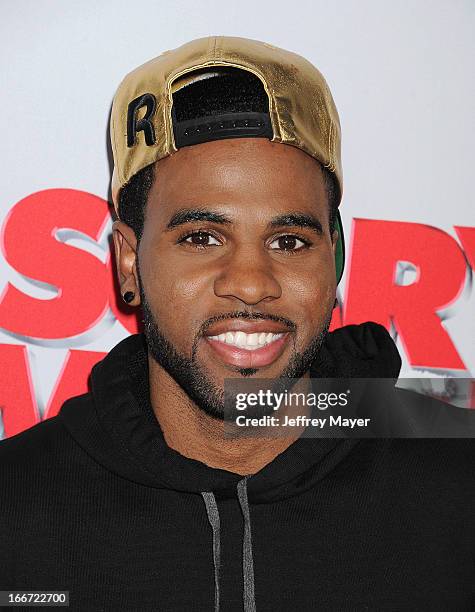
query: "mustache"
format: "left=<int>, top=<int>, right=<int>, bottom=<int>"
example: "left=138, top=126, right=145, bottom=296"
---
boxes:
left=200, top=311, right=296, bottom=336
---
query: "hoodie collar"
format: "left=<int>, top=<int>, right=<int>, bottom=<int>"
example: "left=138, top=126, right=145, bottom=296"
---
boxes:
left=59, top=322, right=401, bottom=503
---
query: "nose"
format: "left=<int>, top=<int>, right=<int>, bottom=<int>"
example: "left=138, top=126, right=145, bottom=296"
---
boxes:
left=213, top=245, right=282, bottom=306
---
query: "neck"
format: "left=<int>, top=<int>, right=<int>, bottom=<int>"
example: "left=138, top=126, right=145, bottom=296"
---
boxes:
left=148, top=353, right=308, bottom=476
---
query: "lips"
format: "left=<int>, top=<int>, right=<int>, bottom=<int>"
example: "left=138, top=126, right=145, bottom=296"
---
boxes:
left=202, top=319, right=293, bottom=368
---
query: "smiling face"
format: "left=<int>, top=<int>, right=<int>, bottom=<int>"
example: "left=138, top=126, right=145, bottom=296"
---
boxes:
left=114, top=137, right=338, bottom=419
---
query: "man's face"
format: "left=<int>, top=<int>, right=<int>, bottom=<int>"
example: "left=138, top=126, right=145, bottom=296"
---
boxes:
left=117, top=138, right=338, bottom=419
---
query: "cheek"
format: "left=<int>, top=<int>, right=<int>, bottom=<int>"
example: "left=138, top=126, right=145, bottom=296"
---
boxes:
left=139, top=251, right=212, bottom=339
left=282, top=261, right=336, bottom=327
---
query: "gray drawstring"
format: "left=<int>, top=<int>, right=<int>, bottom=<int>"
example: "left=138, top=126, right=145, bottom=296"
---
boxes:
left=201, top=477, right=257, bottom=612
left=237, top=477, right=257, bottom=612
left=201, top=491, right=221, bottom=612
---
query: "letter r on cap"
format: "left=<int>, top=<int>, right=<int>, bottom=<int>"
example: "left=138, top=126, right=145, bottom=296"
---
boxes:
left=126, top=93, right=157, bottom=147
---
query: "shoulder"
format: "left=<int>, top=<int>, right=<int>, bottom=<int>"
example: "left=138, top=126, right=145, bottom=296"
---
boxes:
left=356, top=437, right=475, bottom=487
left=0, top=392, right=92, bottom=481
left=391, top=386, right=475, bottom=437
left=0, top=415, right=67, bottom=460
left=0, top=393, right=99, bottom=545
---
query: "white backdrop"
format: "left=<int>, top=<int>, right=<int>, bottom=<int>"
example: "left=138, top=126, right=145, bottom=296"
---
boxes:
left=1, top=0, right=474, bottom=435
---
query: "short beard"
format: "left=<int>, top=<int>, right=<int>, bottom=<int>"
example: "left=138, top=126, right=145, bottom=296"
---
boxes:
left=137, top=264, right=331, bottom=421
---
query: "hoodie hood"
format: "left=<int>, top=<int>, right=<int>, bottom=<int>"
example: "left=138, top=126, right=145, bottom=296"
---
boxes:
left=59, top=321, right=401, bottom=503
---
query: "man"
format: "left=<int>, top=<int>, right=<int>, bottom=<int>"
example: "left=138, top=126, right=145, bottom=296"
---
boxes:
left=1, top=36, right=474, bottom=611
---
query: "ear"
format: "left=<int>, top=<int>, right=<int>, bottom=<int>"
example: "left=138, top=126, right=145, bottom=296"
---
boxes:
left=112, top=220, right=141, bottom=306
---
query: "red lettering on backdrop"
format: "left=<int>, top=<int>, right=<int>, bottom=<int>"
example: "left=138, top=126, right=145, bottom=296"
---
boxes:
left=0, top=189, right=110, bottom=339
left=42, top=349, right=107, bottom=420
left=329, top=303, right=343, bottom=331
left=343, top=219, right=467, bottom=370
left=454, top=226, right=475, bottom=271
left=0, top=343, right=105, bottom=438
left=0, top=192, right=473, bottom=440
left=0, top=344, right=39, bottom=437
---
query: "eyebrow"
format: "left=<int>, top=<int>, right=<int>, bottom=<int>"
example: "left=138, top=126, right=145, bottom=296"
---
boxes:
left=269, top=213, right=323, bottom=236
left=166, top=208, right=231, bottom=230
left=165, top=208, right=323, bottom=236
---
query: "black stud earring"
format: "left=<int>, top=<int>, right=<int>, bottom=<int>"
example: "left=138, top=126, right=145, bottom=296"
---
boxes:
left=122, top=291, right=135, bottom=304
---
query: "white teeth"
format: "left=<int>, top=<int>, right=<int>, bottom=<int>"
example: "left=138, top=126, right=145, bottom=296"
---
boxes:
left=247, top=333, right=259, bottom=346
left=208, top=331, right=285, bottom=350
left=235, top=331, right=246, bottom=347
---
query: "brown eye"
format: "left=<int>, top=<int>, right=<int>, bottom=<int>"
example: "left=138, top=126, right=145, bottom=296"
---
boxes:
left=182, top=231, right=220, bottom=246
left=269, top=235, right=307, bottom=251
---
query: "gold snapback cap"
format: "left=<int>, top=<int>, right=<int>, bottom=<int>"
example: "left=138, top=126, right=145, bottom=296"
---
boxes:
left=110, top=35, right=345, bottom=281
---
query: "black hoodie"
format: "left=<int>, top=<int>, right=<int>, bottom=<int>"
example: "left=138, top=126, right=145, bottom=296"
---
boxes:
left=1, top=322, right=474, bottom=611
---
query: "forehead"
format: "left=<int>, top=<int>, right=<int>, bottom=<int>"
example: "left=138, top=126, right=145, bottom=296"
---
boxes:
left=147, top=138, right=327, bottom=221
